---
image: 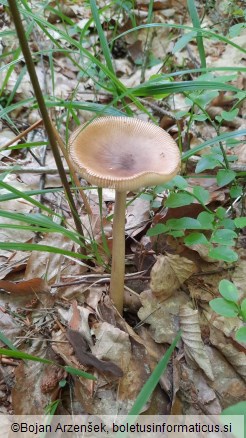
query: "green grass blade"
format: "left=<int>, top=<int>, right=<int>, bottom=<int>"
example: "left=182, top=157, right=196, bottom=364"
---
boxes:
left=182, top=130, right=246, bottom=160
left=45, top=99, right=125, bottom=116
left=128, top=331, right=181, bottom=416
left=0, top=349, right=97, bottom=380
left=0, top=97, right=35, bottom=119
left=187, top=0, right=206, bottom=68
left=0, top=210, right=83, bottom=246
left=89, top=0, right=115, bottom=75
left=64, top=366, right=96, bottom=381
left=132, top=80, right=242, bottom=97
left=0, top=242, right=89, bottom=260
left=0, top=332, right=18, bottom=351
left=0, top=180, right=62, bottom=217
left=0, top=187, right=62, bottom=203
left=116, top=23, right=246, bottom=55
left=0, top=347, right=54, bottom=364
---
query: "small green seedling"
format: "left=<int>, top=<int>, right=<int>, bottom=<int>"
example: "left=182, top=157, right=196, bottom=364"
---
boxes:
left=146, top=176, right=246, bottom=263
left=209, top=279, right=246, bottom=344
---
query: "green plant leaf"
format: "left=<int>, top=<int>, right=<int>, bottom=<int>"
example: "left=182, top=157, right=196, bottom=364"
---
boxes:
left=172, top=175, right=188, bottom=189
left=64, top=366, right=96, bottom=380
left=193, top=114, right=208, bottom=121
left=197, top=211, right=214, bottom=229
left=219, top=279, right=239, bottom=303
left=209, top=298, right=239, bottom=318
left=221, top=401, right=246, bottom=438
left=234, top=217, right=246, bottom=228
left=235, top=326, right=246, bottom=344
left=217, top=169, right=236, bottom=187
left=184, top=232, right=209, bottom=245
left=169, top=230, right=185, bottom=237
left=229, top=22, right=246, bottom=37
left=195, top=155, right=222, bottom=173
left=215, top=206, right=227, bottom=219
left=172, top=31, right=196, bottom=53
left=230, top=185, right=243, bottom=199
left=193, top=186, right=210, bottom=204
left=147, top=224, right=169, bottom=236
left=219, top=218, right=236, bottom=230
left=209, top=246, right=238, bottom=262
left=211, top=229, right=237, bottom=245
left=165, top=192, right=194, bottom=208
left=166, top=217, right=202, bottom=230
left=240, top=299, right=246, bottom=321
left=221, top=108, right=239, bottom=121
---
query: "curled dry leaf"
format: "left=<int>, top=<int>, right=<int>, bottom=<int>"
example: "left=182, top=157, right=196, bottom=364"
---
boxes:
left=150, top=254, right=197, bottom=298
left=180, top=304, right=214, bottom=381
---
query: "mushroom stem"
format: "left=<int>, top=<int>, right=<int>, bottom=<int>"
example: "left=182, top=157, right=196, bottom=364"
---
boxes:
left=110, top=190, right=127, bottom=314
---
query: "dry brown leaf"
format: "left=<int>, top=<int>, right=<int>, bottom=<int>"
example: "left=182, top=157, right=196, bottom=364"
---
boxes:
left=11, top=344, right=52, bottom=414
left=150, top=254, right=197, bottom=298
left=125, top=197, right=150, bottom=238
left=180, top=305, right=214, bottom=381
left=177, top=360, right=221, bottom=415
left=208, top=30, right=246, bottom=68
left=209, top=326, right=246, bottom=382
left=207, top=345, right=246, bottom=409
left=203, top=305, right=242, bottom=338
left=232, top=259, right=246, bottom=293
left=186, top=242, right=217, bottom=263
left=24, top=233, right=81, bottom=283
left=0, top=278, right=50, bottom=296
left=92, top=321, right=131, bottom=375
left=138, top=289, right=189, bottom=344
left=233, top=144, right=246, bottom=164
left=66, top=328, right=123, bottom=377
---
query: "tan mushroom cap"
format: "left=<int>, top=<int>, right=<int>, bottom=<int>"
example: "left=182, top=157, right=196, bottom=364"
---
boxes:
left=68, top=116, right=181, bottom=192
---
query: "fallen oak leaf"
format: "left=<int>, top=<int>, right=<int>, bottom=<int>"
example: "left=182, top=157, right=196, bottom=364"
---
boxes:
left=0, top=278, right=50, bottom=296
left=66, top=328, right=123, bottom=377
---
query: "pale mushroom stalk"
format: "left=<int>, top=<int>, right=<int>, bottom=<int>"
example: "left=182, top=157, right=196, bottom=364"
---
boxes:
left=110, top=191, right=127, bottom=314
left=68, top=117, right=181, bottom=315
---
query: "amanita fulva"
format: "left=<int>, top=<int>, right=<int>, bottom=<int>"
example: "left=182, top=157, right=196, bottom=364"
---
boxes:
left=68, top=117, right=180, bottom=314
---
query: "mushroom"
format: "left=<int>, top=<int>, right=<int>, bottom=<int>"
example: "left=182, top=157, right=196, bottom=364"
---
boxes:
left=68, top=116, right=180, bottom=314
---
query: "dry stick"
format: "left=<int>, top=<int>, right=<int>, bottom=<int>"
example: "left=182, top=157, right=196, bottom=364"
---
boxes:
left=0, top=119, right=43, bottom=151
left=8, top=0, right=86, bottom=256
left=51, top=122, right=92, bottom=215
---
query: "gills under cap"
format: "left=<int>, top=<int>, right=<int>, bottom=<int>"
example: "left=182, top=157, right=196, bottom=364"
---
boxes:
left=68, top=116, right=181, bottom=192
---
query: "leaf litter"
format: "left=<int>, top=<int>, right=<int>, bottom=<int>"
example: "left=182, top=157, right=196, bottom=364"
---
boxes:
left=0, top=0, right=245, bottom=421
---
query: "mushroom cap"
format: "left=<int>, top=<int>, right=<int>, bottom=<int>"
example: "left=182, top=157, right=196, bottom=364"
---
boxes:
left=68, top=116, right=181, bottom=192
